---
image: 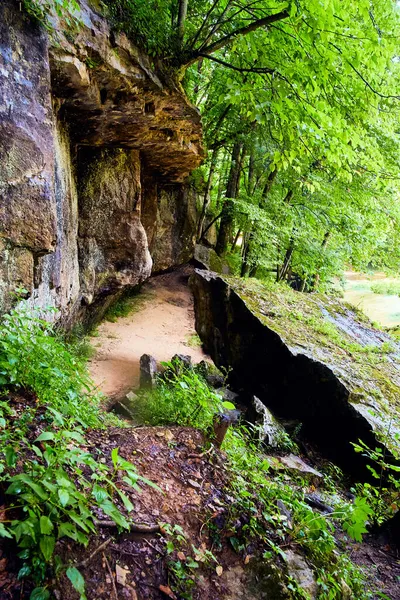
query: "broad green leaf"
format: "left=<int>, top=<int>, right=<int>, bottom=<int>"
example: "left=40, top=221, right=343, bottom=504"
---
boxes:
left=66, top=567, right=86, bottom=599
left=58, top=489, right=70, bottom=507
left=40, top=516, right=54, bottom=535
left=39, top=535, right=55, bottom=561
left=35, top=432, right=55, bottom=442
left=0, top=523, right=12, bottom=539
left=30, top=587, right=50, bottom=600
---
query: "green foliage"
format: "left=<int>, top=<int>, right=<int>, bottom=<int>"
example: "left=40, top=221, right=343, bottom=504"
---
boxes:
left=160, top=522, right=218, bottom=599
left=371, top=281, right=400, bottom=296
left=23, top=0, right=81, bottom=29
left=0, top=305, right=100, bottom=426
left=0, top=306, right=157, bottom=598
left=132, top=360, right=227, bottom=431
left=104, top=289, right=151, bottom=322
left=352, top=437, right=400, bottom=525
left=138, top=366, right=375, bottom=598
left=185, top=333, right=202, bottom=348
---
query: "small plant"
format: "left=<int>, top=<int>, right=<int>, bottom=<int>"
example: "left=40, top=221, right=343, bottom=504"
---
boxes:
left=352, top=438, right=400, bottom=525
left=185, top=333, right=202, bottom=348
left=132, top=360, right=231, bottom=432
left=160, top=523, right=218, bottom=599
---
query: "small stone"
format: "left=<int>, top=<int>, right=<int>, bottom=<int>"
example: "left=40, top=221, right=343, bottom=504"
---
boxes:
left=140, top=354, right=157, bottom=389
left=285, top=550, right=317, bottom=599
left=172, top=354, right=192, bottom=368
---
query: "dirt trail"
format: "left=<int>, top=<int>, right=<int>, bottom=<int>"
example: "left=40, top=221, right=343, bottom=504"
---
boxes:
left=89, top=266, right=209, bottom=400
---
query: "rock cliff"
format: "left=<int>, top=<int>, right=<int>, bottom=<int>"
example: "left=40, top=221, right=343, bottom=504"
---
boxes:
left=191, top=270, right=400, bottom=478
left=0, top=0, right=203, bottom=324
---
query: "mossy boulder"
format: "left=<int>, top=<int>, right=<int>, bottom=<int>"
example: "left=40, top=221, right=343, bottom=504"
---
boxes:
left=191, top=270, right=400, bottom=478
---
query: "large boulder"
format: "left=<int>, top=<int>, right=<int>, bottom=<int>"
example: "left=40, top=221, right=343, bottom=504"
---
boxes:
left=190, top=270, right=400, bottom=478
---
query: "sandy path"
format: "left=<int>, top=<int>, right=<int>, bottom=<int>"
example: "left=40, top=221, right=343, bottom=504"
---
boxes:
left=88, top=266, right=209, bottom=399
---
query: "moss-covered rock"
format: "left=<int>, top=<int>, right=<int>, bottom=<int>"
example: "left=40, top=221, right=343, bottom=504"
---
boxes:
left=191, top=270, right=400, bottom=478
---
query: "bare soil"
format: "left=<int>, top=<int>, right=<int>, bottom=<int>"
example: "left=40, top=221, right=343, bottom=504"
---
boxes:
left=89, top=267, right=209, bottom=400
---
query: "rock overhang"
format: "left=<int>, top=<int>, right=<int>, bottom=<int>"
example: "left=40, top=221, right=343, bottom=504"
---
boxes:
left=48, top=1, right=204, bottom=181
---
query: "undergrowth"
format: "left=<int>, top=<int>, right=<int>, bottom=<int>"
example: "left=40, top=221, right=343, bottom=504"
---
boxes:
left=132, top=359, right=232, bottom=432
left=137, top=362, right=381, bottom=600
left=0, top=305, right=155, bottom=599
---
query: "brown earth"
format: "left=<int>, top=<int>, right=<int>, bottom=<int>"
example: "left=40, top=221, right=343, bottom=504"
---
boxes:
left=89, top=267, right=209, bottom=400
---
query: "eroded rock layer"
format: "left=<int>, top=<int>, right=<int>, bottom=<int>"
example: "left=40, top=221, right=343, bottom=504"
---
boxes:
left=0, top=0, right=203, bottom=322
left=191, top=270, right=400, bottom=478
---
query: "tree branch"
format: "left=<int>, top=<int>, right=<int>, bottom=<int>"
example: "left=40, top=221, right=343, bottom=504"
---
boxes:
left=183, top=10, right=289, bottom=66
left=347, top=62, right=400, bottom=100
left=198, top=52, right=274, bottom=74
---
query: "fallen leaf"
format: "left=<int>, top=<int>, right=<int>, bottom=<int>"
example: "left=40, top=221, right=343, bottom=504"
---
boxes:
left=159, top=584, right=177, bottom=599
left=244, top=555, right=252, bottom=565
left=164, top=430, right=174, bottom=442
left=116, top=565, right=130, bottom=586
left=188, top=479, right=201, bottom=489
left=177, top=551, right=186, bottom=561
left=216, top=565, right=223, bottom=576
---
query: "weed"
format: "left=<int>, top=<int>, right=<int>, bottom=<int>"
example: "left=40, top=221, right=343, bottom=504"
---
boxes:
left=160, top=523, right=218, bottom=599
left=132, top=361, right=229, bottom=432
left=185, top=333, right=202, bottom=348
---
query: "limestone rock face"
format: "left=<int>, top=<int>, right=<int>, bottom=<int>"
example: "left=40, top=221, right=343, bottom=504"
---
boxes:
left=0, top=3, right=56, bottom=312
left=78, top=147, right=152, bottom=306
left=141, top=178, right=199, bottom=273
left=0, top=0, right=203, bottom=321
left=190, top=270, right=400, bottom=478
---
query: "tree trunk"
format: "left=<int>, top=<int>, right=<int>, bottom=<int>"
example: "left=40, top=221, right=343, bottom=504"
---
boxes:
left=231, top=229, right=242, bottom=251
left=241, top=168, right=278, bottom=276
left=311, top=231, right=331, bottom=291
left=177, top=0, right=188, bottom=44
left=197, top=147, right=219, bottom=241
left=277, top=234, right=295, bottom=282
left=216, top=142, right=243, bottom=256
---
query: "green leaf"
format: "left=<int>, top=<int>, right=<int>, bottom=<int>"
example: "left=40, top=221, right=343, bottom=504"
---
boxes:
left=31, top=445, right=43, bottom=458
left=30, top=587, right=50, bottom=600
left=222, top=401, right=236, bottom=410
left=58, top=522, right=77, bottom=540
left=39, top=535, right=55, bottom=561
left=117, top=489, right=134, bottom=513
left=40, top=516, right=54, bottom=535
left=0, top=523, right=12, bottom=539
left=58, top=489, right=70, bottom=507
left=18, top=565, right=31, bottom=579
left=92, top=484, right=108, bottom=503
left=35, top=432, right=55, bottom=442
left=111, top=447, right=119, bottom=468
left=63, top=431, right=85, bottom=444
left=8, top=475, right=48, bottom=500
left=5, top=446, right=16, bottom=467
left=66, top=567, right=86, bottom=599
